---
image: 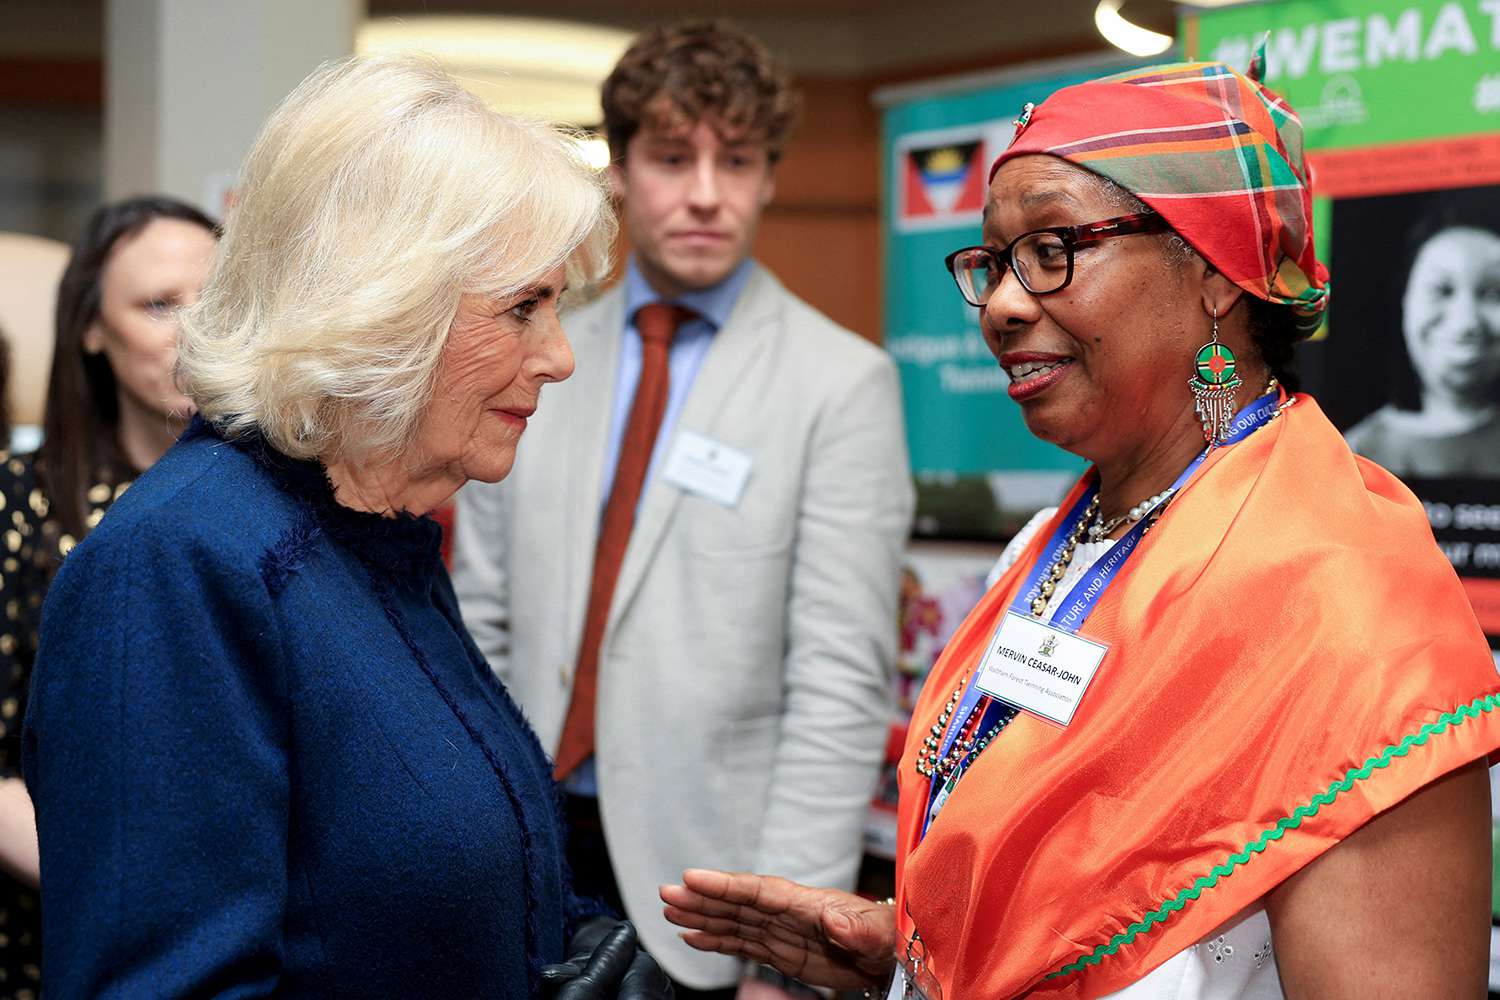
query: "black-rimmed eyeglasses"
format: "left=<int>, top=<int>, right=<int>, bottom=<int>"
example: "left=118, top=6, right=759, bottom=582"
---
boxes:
left=944, top=211, right=1170, bottom=306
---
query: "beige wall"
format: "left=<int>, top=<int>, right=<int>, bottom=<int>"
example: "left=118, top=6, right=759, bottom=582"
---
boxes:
left=758, top=75, right=882, bottom=340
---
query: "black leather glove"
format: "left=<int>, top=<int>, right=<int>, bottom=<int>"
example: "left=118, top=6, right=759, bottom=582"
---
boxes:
left=549, top=916, right=617, bottom=970
left=540, top=918, right=673, bottom=1000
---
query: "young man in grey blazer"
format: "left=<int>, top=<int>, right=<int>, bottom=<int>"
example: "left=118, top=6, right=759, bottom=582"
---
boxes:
left=451, top=21, right=913, bottom=999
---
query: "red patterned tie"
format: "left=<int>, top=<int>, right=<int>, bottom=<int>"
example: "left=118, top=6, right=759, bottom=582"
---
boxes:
left=553, top=303, right=693, bottom=779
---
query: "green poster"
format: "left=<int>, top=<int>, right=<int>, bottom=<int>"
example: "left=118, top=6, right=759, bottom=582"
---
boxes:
left=1188, top=0, right=1500, bottom=149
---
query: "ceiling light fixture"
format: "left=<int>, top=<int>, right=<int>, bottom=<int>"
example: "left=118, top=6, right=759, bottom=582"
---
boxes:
left=1094, top=0, right=1174, bottom=57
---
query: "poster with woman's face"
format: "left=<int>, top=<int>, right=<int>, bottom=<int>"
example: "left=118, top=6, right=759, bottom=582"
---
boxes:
left=1302, top=183, right=1500, bottom=645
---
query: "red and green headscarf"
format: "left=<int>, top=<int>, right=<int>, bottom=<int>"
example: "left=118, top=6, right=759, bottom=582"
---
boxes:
left=990, top=48, right=1330, bottom=334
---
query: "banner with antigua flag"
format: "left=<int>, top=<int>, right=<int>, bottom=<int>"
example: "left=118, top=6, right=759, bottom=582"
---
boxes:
left=876, top=53, right=1148, bottom=541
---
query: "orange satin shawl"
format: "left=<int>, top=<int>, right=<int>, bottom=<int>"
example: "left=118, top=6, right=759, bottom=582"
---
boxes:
left=894, top=395, right=1500, bottom=998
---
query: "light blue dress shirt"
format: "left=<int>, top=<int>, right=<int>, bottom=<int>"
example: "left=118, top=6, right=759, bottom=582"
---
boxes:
left=566, top=255, right=755, bottom=797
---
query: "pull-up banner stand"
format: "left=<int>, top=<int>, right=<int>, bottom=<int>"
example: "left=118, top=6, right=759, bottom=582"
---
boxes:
left=876, top=53, right=1147, bottom=541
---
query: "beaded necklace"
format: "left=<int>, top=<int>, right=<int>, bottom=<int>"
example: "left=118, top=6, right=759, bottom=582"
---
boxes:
left=1025, top=493, right=1099, bottom=618
left=1088, top=487, right=1175, bottom=542
left=914, top=675, right=1018, bottom=780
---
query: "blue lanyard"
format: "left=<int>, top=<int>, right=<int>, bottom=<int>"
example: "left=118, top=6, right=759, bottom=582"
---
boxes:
left=920, top=390, right=1283, bottom=837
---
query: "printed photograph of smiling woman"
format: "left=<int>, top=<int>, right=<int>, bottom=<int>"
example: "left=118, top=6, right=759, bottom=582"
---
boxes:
left=1326, top=184, right=1500, bottom=480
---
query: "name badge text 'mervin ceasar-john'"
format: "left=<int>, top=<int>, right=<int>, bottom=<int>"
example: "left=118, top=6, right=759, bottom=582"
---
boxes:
left=974, top=612, right=1108, bottom=727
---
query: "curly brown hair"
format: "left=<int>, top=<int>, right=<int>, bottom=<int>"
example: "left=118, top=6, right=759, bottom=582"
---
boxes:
left=601, top=20, right=800, bottom=163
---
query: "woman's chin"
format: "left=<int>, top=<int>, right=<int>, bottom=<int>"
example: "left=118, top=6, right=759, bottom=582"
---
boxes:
left=464, top=449, right=517, bottom=485
left=1017, top=402, right=1087, bottom=454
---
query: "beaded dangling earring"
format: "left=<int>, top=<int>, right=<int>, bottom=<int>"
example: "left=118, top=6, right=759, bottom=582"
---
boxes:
left=1189, top=306, right=1242, bottom=445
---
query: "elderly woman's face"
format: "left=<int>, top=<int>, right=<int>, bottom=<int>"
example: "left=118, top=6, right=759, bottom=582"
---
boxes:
left=1403, top=227, right=1500, bottom=403
left=412, top=265, right=574, bottom=484
left=980, top=156, right=1204, bottom=458
left=84, top=217, right=217, bottom=421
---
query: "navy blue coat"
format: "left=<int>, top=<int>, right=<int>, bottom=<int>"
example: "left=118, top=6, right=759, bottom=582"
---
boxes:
left=24, top=423, right=597, bottom=997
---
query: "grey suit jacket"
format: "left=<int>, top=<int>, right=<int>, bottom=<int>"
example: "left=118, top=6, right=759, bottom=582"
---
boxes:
left=451, top=264, right=914, bottom=988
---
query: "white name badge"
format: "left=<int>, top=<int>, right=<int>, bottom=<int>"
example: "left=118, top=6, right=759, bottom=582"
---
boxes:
left=661, top=431, right=752, bottom=508
left=974, top=612, right=1108, bottom=727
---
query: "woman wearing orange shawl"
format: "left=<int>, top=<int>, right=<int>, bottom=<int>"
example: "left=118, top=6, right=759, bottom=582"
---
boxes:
left=661, top=54, right=1500, bottom=1000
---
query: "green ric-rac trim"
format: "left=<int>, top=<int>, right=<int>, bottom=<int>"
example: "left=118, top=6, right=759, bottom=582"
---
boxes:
left=1045, top=693, right=1500, bottom=982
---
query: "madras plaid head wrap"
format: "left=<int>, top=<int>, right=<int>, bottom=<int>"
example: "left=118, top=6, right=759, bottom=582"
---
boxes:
left=990, top=51, right=1330, bottom=334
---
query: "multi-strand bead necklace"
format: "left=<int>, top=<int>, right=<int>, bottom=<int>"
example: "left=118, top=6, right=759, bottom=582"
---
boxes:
left=915, top=675, right=1017, bottom=780
left=915, top=497, right=1101, bottom=780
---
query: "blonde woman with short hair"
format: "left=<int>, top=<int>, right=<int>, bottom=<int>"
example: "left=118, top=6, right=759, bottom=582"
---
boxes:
left=24, top=56, right=669, bottom=998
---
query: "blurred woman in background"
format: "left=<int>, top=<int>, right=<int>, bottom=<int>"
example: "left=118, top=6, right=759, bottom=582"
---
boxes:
left=0, top=195, right=217, bottom=997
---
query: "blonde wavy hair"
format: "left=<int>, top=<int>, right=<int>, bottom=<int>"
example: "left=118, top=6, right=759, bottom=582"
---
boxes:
left=177, top=55, right=614, bottom=462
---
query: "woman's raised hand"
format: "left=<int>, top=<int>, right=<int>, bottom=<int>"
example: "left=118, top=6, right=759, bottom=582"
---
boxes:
left=660, top=869, right=896, bottom=991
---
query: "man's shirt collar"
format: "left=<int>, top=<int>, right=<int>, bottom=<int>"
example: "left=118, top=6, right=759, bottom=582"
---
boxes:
left=622, top=256, right=754, bottom=332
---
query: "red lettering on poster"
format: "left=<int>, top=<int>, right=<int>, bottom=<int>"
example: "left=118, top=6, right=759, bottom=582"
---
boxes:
left=1308, top=133, right=1500, bottom=199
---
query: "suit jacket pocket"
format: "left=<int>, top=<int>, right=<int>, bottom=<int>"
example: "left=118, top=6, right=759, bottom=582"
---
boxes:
left=679, top=487, right=795, bottom=558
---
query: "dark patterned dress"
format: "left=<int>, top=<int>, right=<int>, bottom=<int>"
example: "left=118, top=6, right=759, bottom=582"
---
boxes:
left=0, top=451, right=129, bottom=999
